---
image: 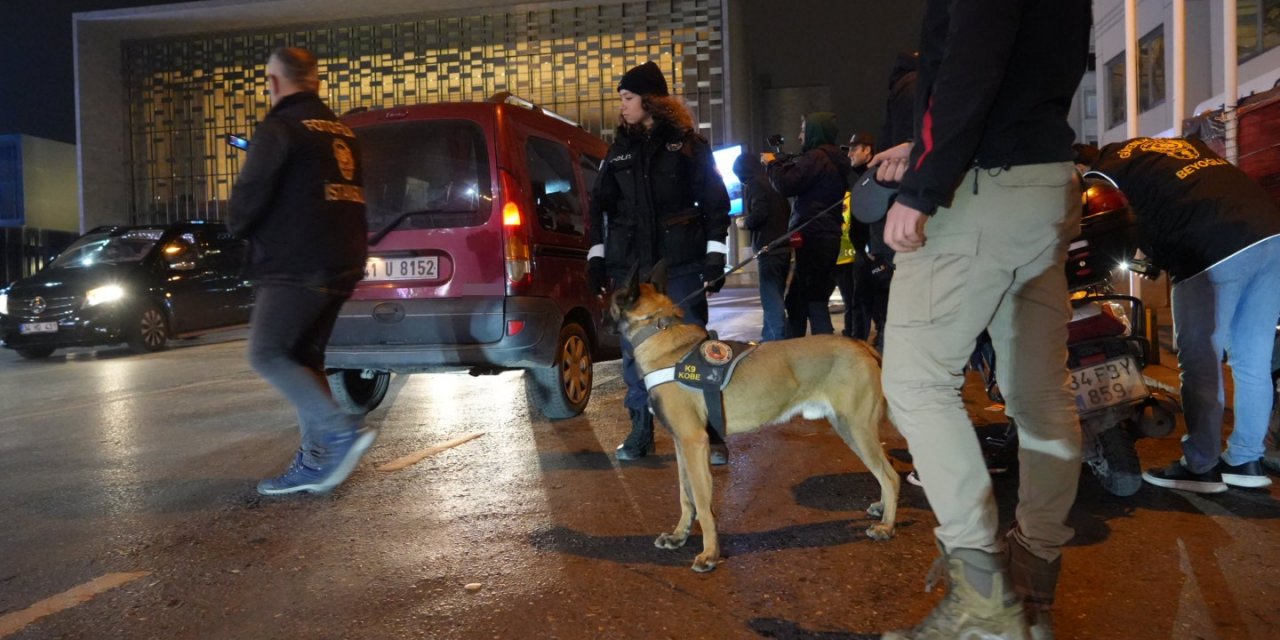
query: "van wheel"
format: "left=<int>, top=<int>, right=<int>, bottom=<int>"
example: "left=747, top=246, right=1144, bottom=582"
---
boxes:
left=328, top=368, right=391, bottom=415
left=127, top=304, right=169, bottom=352
left=16, top=346, right=55, bottom=359
left=528, top=323, right=593, bottom=419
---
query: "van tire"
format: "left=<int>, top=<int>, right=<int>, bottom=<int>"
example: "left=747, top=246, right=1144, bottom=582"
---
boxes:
left=329, top=368, right=391, bottom=415
left=528, top=322, right=592, bottom=419
left=127, top=304, right=169, bottom=353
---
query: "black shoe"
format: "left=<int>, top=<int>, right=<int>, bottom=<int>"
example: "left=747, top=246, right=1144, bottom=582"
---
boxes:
left=709, top=443, right=729, bottom=466
left=1217, top=458, right=1273, bottom=488
left=1142, top=460, right=1228, bottom=494
left=617, top=408, right=655, bottom=461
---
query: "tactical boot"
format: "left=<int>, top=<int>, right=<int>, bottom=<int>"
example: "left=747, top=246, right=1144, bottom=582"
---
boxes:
left=882, top=544, right=1030, bottom=640
left=1008, top=533, right=1061, bottom=640
left=616, top=408, right=655, bottom=460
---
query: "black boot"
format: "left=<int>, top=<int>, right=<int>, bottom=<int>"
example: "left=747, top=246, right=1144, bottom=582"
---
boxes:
left=616, top=408, right=655, bottom=460
left=707, top=425, right=729, bottom=466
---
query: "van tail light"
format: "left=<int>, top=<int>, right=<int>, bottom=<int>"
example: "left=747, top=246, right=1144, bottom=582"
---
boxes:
left=500, top=170, right=533, bottom=293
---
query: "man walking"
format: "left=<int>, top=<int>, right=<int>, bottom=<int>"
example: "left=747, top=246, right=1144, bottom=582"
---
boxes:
left=871, top=1, right=1093, bottom=638
left=229, top=47, right=375, bottom=496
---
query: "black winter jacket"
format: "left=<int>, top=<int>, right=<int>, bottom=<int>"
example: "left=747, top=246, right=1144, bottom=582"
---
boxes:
left=589, top=121, right=731, bottom=279
left=737, top=159, right=792, bottom=254
left=228, top=92, right=368, bottom=284
left=1092, top=137, right=1280, bottom=282
left=898, top=0, right=1091, bottom=215
left=767, top=144, right=851, bottom=239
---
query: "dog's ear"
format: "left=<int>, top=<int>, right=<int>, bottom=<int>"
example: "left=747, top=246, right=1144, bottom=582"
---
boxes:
left=649, top=260, right=669, bottom=295
left=620, top=262, right=642, bottom=307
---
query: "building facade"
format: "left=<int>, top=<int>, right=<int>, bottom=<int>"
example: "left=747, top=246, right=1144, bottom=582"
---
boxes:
left=75, top=0, right=737, bottom=229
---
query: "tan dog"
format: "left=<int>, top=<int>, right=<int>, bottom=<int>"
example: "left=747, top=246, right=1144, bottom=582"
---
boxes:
left=609, top=263, right=900, bottom=572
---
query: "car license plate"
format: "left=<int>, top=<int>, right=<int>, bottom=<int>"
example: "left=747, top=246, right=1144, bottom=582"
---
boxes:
left=1070, top=355, right=1148, bottom=412
left=364, top=256, right=439, bottom=282
left=19, top=322, right=58, bottom=335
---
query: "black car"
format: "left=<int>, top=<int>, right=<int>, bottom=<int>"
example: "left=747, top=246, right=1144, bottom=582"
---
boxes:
left=0, top=221, right=253, bottom=359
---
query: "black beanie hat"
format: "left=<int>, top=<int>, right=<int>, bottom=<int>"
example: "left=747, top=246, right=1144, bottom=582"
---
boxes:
left=617, top=61, right=669, bottom=97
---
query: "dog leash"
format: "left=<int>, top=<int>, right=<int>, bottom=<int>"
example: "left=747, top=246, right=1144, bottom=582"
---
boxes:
left=660, top=197, right=849, bottom=316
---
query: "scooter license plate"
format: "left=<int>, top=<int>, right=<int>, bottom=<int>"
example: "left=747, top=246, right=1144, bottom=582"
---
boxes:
left=1070, top=356, right=1149, bottom=412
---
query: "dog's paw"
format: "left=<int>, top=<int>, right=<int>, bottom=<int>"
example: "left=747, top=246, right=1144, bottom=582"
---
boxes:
left=691, top=553, right=720, bottom=573
left=654, top=532, right=689, bottom=550
left=865, top=522, right=895, bottom=541
left=867, top=501, right=884, bottom=518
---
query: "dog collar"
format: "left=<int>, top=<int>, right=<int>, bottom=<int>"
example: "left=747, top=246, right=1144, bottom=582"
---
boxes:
left=627, top=315, right=678, bottom=351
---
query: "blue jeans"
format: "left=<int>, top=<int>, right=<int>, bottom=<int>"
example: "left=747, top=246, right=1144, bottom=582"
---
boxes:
left=248, top=283, right=361, bottom=467
left=621, top=271, right=707, bottom=411
left=1173, top=234, right=1280, bottom=471
left=757, top=251, right=790, bottom=342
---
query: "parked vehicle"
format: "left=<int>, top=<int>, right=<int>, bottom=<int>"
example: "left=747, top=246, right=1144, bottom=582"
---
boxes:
left=970, top=178, right=1178, bottom=496
left=0, top=221, right=252, bottom=358
left=324, top=94, right=620, bottom=419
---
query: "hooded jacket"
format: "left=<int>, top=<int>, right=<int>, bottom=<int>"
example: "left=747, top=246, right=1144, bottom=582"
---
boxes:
left=588, top=118, right=731, bottom=279
left=1091, top=137, right=1280, bottom=282
left=767, top=112, right=852, bottom=238
left=897, top=0, right=1092, bottom=216
left=228, top=91, right=368, bottom=284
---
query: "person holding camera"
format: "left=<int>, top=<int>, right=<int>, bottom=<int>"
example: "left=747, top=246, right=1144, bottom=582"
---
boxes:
left=764, top=112, right=851, bottom=337
left=586, top=61, right=732, bottom=463
left=1080, top=137, right=1280, bottom=493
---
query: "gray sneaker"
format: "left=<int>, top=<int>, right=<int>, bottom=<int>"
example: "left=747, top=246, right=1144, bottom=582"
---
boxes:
left=312, top=428, right=379, bottom=494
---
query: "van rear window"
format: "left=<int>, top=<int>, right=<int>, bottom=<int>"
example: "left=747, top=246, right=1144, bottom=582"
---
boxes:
left=358, top=120, right=491, bottom=230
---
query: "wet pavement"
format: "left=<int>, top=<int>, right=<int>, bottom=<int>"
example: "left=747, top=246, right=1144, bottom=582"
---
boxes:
left=0, top=287, right=1276, bottom=639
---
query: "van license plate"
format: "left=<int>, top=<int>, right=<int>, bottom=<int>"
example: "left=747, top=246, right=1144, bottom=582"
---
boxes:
left=1070, top=355, right=1148, bottom=412
left=364, top=256, right=439, bottom=282
left=19, top=322, right=58, bottom=335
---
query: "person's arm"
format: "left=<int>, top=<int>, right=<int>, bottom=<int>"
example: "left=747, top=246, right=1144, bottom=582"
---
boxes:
left=227, top=117, right=290, bottom=239
left=586, top=154, right=619, bottom=293
left=766, top=150, right=820, bottom=198
left=741, top=177, right=772, bottom=231
left=896, top=0, right=1026, bottom=216
left=691, top=138, right=731, bottom=285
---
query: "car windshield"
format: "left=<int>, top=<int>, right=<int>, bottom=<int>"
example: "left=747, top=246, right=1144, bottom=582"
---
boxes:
left=358, top=119, right=492, bottom=230
left=48, top=229, right=163, bottom=269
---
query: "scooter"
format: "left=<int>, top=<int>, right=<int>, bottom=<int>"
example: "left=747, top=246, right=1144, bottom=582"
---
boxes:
left=969, top=178, right=1178, bottom=497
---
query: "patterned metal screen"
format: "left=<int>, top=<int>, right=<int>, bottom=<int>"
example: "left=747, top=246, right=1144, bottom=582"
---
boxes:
left=123, top=0, right=726, bottom=224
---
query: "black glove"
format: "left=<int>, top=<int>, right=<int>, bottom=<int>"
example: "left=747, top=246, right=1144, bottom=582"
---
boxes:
left=703, top=257, right=726, bottom=293
left=587, top=257, right=607, bottom=294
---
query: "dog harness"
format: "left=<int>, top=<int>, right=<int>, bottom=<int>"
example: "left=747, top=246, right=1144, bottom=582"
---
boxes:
left=643, top=337, right=757, bottom=439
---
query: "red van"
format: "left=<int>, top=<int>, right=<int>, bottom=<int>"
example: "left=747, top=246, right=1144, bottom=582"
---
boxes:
left=323, top=95, right=619, bottom=419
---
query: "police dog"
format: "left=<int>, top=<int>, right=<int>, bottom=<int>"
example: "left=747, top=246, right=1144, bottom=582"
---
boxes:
left=608, top=262, right=899, bottom=572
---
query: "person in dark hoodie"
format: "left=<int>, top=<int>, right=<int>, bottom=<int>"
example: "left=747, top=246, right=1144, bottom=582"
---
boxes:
left=228, top=47, right=375, bottom=496
left=733, top=152, right=792, bottom=342
left=869, top=2, right=1093, bottom=638
left=587, top=61, right=732, bottom=464
left=764, top=112, right=851, bottom=337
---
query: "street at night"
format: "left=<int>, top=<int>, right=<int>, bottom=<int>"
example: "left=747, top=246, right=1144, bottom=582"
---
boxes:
left=1, top=290, right=1276, bottom=639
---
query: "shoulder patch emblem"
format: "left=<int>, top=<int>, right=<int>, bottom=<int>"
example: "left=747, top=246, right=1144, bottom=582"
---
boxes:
left=666, top=142, right=684, bottom=152
left=699, top=340, right=734, bottom=365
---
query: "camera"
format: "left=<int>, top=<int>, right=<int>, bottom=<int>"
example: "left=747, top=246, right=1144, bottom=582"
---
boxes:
left=763, top=133, right=794, bottom=164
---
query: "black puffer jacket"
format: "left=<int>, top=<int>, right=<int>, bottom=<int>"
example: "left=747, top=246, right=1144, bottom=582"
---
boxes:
left=734, top=153, right=791, bottom=253
left=228, top=92, right=368, bottom=283
left=589, top=120, right=731, bottom=279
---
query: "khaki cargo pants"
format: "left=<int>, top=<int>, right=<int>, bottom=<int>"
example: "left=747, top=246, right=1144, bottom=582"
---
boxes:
left=882, top=162, right=1083, bottom=562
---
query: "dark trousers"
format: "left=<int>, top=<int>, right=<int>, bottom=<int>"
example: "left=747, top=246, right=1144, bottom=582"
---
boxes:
left=248, top=283, right=358, bottom=466
left=757, top=251, right=791, bottom=342
left=785, top=234, right=839, bottom=337
left=834, top=261, right=868, bottom=339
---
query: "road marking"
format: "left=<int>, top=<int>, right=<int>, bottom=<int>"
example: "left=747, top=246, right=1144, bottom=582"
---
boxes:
left=377, top=432, right=486, bottom=471
left=0, top=572, right=150, bottom=638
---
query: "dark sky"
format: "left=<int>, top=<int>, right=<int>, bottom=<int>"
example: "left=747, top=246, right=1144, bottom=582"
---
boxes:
left=0, top=0, right=923, bottom=145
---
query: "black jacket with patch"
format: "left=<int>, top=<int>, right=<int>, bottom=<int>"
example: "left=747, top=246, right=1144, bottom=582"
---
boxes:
left=228, top=92, right=368, bottom=284
left=1092, top=137, right=1280, bottom=282
left=589, top=121, right=731, bottom=279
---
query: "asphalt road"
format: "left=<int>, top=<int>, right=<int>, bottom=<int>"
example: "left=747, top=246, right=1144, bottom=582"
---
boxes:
left=0, top=288, right=1276, bottom=639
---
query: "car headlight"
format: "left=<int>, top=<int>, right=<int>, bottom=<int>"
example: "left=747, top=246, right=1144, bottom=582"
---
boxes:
left=85, top=285, right=125, bottom=307
left=0, top=292, right=7, bottom=316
